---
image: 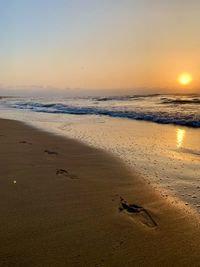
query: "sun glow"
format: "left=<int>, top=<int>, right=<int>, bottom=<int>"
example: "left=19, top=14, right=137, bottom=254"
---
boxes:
left=177, top=73, right=193, bottom=86
left=176, top=128, right=186, bottom=148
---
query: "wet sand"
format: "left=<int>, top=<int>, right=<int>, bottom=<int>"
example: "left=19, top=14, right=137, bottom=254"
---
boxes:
left=1, top=108, right=200, bottom=210
left=0, top=118, right=200, bottom=266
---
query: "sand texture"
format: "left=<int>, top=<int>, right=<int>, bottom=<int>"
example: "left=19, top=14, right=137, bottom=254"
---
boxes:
left=0, top=118, right=200, bottom=267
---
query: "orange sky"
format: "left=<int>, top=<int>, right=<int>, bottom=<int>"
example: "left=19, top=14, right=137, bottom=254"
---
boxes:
left=0, top=1, right=200, bottom=93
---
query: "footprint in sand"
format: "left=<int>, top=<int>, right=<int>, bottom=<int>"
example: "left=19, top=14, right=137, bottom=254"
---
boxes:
left=44, top=149, right=58, bottom=155
left=119, top=197, right=157, bottom=228
left=56, top=169, right=78, bottom=179
left=19, top=141, right=32, bottom=145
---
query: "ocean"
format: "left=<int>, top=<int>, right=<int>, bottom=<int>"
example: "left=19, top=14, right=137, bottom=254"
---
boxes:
left=4, top=94, right=200, bottom=127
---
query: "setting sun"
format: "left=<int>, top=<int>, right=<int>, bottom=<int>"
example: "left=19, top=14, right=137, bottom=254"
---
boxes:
left=178, top=73, right=193, bottom=86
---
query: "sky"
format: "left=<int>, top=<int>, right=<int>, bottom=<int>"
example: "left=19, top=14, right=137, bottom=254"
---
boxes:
left=0, top=0, right=200, bottom=95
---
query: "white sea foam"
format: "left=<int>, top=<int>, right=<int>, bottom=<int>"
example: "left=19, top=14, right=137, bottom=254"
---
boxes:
left=4, top=94, right=200, bottom=127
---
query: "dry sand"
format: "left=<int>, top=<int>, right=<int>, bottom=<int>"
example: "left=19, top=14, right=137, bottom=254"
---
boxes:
left=0, top=118, right=200, bottom=267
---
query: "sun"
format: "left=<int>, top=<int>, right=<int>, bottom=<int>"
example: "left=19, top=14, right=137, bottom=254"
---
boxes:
left=177, top=72, right=193, bottom=86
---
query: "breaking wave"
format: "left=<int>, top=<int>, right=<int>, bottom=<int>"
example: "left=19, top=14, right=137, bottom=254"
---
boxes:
left=10, top=94, right=200, bottom=128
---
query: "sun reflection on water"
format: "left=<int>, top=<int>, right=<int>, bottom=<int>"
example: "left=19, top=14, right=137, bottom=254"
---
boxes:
left=176, top=128, right=186, bottom=148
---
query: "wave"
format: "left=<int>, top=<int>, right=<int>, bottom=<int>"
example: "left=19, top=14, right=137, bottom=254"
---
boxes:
left=94, top=94, right=160, bottom=102
left=11, top=101, right=200, bottom=128
left=161, top=98, right=200, bottom=104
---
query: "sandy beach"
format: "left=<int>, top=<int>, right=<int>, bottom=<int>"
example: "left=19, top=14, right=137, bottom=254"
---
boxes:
left=0, top=118, right=200, bottom=266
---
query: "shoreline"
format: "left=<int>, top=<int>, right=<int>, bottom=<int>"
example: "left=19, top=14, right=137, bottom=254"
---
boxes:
left=0, top=104, right=199, bottom=211
left=0, top=118, right=200, bottom=266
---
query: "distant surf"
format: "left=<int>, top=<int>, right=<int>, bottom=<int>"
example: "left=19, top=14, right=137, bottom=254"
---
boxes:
left=3, top=94, right=200, bottom=128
